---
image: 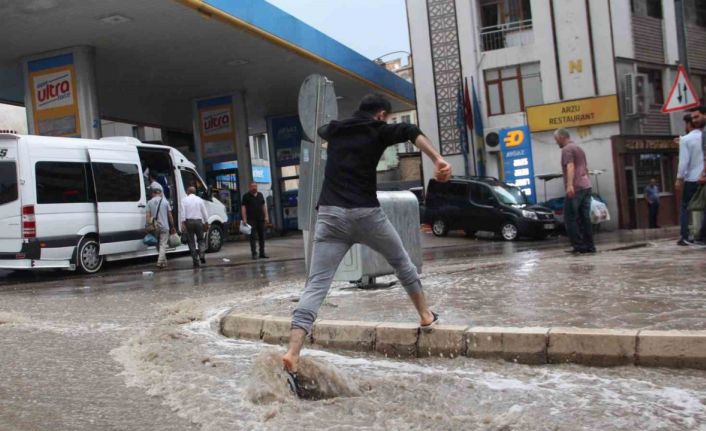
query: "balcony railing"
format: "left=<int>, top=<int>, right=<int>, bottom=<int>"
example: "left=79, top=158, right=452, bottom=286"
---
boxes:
left=480, top=19, right=534, bottom=52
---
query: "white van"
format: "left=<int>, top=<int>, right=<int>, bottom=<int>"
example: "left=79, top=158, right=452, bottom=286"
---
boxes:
left=0, top=133, right=228, bottom=273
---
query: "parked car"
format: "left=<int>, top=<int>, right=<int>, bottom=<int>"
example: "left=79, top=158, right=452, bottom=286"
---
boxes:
left=0, top=133, right=228, bottom=273
left=422, top=176, right=556, bottom=241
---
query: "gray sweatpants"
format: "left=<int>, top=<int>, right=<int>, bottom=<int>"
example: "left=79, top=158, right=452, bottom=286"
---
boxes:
left=292, top=205, right=423, bottom=334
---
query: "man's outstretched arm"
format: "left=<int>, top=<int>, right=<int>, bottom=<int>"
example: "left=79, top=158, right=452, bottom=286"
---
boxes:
left=413, top=134, right=452, bottom=181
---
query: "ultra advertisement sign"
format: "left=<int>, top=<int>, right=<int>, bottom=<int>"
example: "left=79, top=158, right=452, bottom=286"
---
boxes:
left=28, top=53, right=80, bottom=137
left=197, top=96, right=236, bottom=158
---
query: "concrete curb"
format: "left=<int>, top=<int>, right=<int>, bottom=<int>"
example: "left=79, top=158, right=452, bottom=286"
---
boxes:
left=219, top=312, right=706, bottom=370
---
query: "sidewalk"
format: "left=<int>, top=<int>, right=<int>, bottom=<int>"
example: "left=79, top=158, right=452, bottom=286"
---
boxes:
left=122, top=226, right=681, bottom=274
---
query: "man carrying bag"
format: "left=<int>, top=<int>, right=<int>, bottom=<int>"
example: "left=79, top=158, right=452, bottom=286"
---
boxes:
left=146, top=187, right=176, bottom=269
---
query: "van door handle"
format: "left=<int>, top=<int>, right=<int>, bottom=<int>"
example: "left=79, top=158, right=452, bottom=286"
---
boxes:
left=138, top=204, right=146, bottom=208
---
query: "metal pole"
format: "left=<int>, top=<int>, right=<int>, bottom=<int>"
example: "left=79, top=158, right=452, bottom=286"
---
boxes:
left=675, top=0, right=690, bottom=73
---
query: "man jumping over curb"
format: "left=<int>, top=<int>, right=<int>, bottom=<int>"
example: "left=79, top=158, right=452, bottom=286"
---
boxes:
left=282, top=94, right=452, bottom=395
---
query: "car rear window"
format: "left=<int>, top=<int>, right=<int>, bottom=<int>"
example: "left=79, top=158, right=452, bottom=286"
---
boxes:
left=0, top=161, right=18, bottom=205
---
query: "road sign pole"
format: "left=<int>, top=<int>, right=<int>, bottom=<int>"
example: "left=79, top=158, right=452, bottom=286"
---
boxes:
left=675, top=0, right=690, bottom=74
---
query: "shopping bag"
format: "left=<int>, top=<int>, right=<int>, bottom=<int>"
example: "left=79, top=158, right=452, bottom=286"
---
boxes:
left=239, top=222, right=252, bottom=235
left=590, top=198, right=610, bottom=224
left=143, top=233, right=158, bottom=246
left=168, top=233, right=181, bottom=248
left=687, top=185, right=706, bottom=211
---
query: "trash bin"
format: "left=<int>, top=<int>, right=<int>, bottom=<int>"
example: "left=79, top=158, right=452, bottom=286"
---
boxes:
left=334, top=190, right=422, bottom=287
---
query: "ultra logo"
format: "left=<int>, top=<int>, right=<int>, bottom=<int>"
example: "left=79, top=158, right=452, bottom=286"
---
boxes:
left=202, top=109, right=232, bottom=136
left=34, top=69, right=74, bottom=110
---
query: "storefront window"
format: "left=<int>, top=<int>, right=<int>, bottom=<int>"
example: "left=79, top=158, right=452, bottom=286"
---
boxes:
left=636, top=153, right=673, bottom=195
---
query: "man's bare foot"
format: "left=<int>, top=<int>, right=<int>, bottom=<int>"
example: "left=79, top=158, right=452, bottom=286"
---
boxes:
left=420, top=310, right=435, bottom=326
left=282, top=351, right=299, bottom=373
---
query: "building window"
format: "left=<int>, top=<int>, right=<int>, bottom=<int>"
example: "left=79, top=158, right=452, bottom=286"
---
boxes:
left=693, top=75, right=706, bottom=101
left=401, top=114, right=411, bottom=124
left=631, top=0, right=663, bottom=19
left=484, top=63, right=543, bottom=116
left=479, top=0, right=533, bottom=51
left=684, top=0, right=706, bottom=27
left=638, top=68, right=664, bottom=106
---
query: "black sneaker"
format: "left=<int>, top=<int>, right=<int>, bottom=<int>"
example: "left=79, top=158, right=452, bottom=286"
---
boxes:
left=677, top=239, right=693, bottom=246
left=259, top=254, right=270, bottom=259
left=200, top=257, right=206, bottom=264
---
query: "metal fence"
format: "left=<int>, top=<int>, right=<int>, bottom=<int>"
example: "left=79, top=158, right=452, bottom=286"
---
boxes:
left=480, top=20, right=534, bottom=52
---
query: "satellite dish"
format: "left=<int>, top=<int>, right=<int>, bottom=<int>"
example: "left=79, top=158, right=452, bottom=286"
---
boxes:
left=298, top=74, right=338, bottom=142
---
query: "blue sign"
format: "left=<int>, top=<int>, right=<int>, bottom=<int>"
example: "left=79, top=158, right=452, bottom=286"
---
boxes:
left=210, top=161, right=271, bottom=183
left=499, top=125, right=537, bottom=204
left=269, top=115, right=303, bottom=167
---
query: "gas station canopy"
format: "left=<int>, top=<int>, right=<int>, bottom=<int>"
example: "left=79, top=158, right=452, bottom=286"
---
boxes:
left=0, top=0, right=415, bottom=133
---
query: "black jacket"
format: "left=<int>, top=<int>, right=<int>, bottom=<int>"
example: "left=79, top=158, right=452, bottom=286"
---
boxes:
left=317, top=111, right=423, bottom=208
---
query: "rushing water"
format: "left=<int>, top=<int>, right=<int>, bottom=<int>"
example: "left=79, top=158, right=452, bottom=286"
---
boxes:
left=111, top=304, right=706, bottom=431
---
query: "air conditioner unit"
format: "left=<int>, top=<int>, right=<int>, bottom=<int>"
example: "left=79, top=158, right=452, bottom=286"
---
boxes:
left=623, top=73, right=649, bottom=117
left=483, top=128, right=502, bottom=153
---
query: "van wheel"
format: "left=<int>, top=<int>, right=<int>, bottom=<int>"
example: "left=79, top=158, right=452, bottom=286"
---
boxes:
left=207, top=224, right=224, bottom=252
left=76, top=237, right=103, bottom=274
left=499, top=222, right=519, bottom=241
left=432, top=219, right=449, bottom=237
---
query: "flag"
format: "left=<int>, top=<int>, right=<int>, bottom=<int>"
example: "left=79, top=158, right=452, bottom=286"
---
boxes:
left=470, top=76, right=486, bottom=176
left=456, top=81, right=470, bottom=176
left=463, top=77, right=473, bottom=131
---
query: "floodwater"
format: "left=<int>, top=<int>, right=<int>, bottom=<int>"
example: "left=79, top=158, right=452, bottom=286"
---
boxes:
left=235, top=240, right=706, bottom=330
left=0, top=238, right=705, bottom=430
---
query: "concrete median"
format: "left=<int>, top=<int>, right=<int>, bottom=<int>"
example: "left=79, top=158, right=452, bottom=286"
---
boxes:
left=219, top=311, right=706, bottom=370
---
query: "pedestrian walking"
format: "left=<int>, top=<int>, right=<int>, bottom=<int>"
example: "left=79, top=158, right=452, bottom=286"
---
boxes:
left=281, top=94, right=452, bottom=396
left=675, top=107, right=704, bottom=246
left=689, top=106, right=706, bottom=244
left=554, top=128, right=595, bottom=254
left=146, top=187, right=176, bottom=269
left=180, top=186, right=209, bottom=267
left=241, top=182, right=269, bottom=260
left=644, top=178, right=660, bottom=229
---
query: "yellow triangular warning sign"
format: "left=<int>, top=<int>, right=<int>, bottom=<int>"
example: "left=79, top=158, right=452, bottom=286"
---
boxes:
left=662, top=64, right=701, bottom=113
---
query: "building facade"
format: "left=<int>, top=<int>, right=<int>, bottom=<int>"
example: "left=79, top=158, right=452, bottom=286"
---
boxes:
left=407, top=0, right=706, bottom=230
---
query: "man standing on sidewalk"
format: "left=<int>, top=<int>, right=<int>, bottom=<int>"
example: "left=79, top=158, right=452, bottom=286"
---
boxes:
left=146, top=187, right=176, bottom=269
left=180, top=186, right=209, bottom=267
left=241, top=182, right=269, bottom=260
left=555, top=128, right=595, bottom=254
left=675, top=106, right=704, bottom=246
left=281, top=94, right=451, bottom=393
left=644, top=178, right=660, bottom=229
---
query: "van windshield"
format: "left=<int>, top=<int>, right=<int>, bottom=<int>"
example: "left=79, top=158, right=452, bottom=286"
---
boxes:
left=0, top=161, right=18, bottom=205
left=493, top=184, right=527, bottom=206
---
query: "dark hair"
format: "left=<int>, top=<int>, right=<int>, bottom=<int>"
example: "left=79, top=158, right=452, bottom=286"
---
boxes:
left=358, top=93, right=392, bottom=115
left=684, top=113, right=694, bottom=125
left=689, top=105, right=706, bottom=114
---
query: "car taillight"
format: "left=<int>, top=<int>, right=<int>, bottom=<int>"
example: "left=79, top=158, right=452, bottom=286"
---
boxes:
left=22, top=205, right=36, bottom=238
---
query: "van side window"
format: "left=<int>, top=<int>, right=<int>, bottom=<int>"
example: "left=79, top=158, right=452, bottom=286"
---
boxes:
left=470, top=183, right=495, bottom=206
left=92, top=163, right=141, bottom=202
left=446, top=183, right=469, bottom=202
left=180, top=168, right=207, bottom=198
left=0, top=161, right=18, bottom=205
left=36, top=162, right=94, bottom=204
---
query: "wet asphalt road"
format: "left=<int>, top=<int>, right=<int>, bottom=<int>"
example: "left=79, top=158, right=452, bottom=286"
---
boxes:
left=1, top=228, right=704, bottom=430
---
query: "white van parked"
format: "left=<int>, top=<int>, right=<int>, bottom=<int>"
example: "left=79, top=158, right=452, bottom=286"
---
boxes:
left=0, top=133, right=228, bottom=273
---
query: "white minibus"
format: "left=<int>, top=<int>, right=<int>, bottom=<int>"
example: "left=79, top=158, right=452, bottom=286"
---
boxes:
left=0, top=133, right=228, bottom=273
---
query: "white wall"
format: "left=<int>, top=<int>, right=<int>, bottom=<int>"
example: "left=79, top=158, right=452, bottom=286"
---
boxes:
left=610, top=0, right=635, bottom=59
left=407, top=0, right=439, bottom=185
left=0, top=104, right=28, bottom=133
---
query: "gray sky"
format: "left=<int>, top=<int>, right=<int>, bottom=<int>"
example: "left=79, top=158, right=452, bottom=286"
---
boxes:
left=265, top=0, right=411, bottom=61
